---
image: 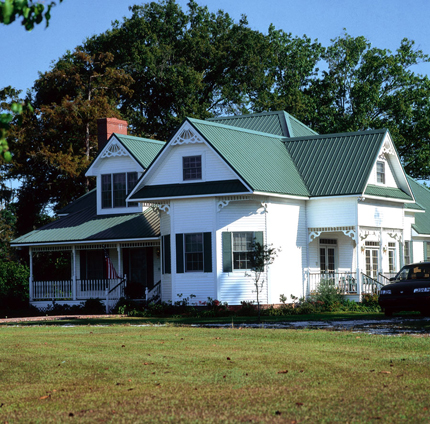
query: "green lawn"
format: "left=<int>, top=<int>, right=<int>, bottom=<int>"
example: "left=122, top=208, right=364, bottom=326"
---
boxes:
left=1, top=325, right=430, bottom=423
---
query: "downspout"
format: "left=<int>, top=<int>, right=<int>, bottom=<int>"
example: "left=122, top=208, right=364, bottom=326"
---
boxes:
left=356, top=199, right=361, bottom=300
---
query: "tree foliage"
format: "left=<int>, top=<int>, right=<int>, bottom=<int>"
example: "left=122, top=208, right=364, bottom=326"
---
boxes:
left=84, top=0, right=271, bottom=140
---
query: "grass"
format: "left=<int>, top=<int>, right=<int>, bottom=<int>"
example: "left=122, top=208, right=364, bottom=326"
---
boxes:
left=1, top=324, right=430, bottom=423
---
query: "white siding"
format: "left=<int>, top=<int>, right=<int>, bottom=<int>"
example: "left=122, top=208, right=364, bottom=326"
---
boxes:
left=307, top=197, right=357, bottom=228
left=216, top=200, right=266, bottom=305
left=403, top=213, right=415, bottom=242
left=266, top=199, right=307, bottom=303
left=160, top=211, right=172, bottom=301
left=413, top=241, right=424, bottom=263
left=153, top=247, right=161, bottom=286
left=367, top=157, right=397, bottom=188
left=169, top=198, right=217, bottom=304
left=145, top=143, right=237, bottom=187
left=358, top=201, right=404, bottom=228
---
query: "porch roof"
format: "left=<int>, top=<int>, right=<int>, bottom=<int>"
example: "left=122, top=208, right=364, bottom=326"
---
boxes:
left=364, top=184, right=413, bottom=201
left=130, top=179, right=249, bottom=200
left=11, top=190, right=160, bottom=246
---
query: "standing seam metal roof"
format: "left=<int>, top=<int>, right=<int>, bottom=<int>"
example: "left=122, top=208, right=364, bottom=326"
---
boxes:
left=189, top=118, right=309, bottom=197
left=284, top=129, right=388, bottom=197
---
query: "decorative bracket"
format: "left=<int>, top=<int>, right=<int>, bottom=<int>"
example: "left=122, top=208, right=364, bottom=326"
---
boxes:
left=342, top=229, right=356, bottom=240
left=217, top=200, right=230, bottom=211
left=387, top=231, right=402, bottom=242
left=309, top=231, right=322, bottom=243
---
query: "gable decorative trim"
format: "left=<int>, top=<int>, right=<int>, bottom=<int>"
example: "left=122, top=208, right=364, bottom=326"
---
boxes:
left=142, top=202, right=171, bottom=215
left=101, top=139, right=129, bottom=158
left=171, top=122, right=204, bottom=146
left=217, top=195, right=257, bottom=211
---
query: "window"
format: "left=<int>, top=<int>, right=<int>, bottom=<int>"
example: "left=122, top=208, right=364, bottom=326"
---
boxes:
left=222, top=231, right=263, bottom=272
left=376, top=161, right=385, bottom=184
left=233, top=232, right=254, bottom=270
left=101, top=172, right=138, bottom=209
left=425, top=242, right=430, bottom=262
left=176, top=233, right=212, bottom=273
left=320, top=239, right=337, bottom=273
left=183, top=155, right=202, bottom=181
left=388, top=242, right=396, bottom=273
left=185, top=233, right=204, bottom=271
left=404, top=241, right=411, bottom=265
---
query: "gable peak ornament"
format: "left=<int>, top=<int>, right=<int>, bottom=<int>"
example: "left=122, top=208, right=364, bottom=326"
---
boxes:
left=101, top=139, right=128, bottom=158
left=171, top=123, right=204, bottom=146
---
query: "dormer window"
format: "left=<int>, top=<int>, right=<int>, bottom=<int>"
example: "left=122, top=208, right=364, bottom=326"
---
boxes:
left=102, top=172, right=138, bottom=209
left=183, top=155, right=202, bottom=181
left=376, top=161, right=385, bottom=184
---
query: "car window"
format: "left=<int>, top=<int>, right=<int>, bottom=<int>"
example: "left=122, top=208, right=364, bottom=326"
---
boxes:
left=396, top=265, right=430, bottom=281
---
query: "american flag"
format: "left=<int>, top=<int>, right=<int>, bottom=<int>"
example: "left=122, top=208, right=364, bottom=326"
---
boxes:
left=104, top=249, right=119, bottom=279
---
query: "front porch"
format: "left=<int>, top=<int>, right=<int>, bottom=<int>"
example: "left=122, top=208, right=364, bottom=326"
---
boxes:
left=307, top=225, right=402, bottom=299
left=28, top=241, right=161, bottom=310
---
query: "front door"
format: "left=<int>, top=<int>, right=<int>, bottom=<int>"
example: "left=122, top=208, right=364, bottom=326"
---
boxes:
left=320, top=246, right=335, bottom=274
left=123, top=247, right=154, bottom=298
left=365, top=249, right=378, bottom=278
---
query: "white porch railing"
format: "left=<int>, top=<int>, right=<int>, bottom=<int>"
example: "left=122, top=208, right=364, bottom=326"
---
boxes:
left=32, top=280, right=73, bottom=300
left=308, top=272, right=358, bottom=295
left=76, top=279, right=124, bottom=300
left=31, top=279, right=124, bottom=301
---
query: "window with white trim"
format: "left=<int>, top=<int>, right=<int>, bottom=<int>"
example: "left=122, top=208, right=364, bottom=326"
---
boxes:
left=376, top=161, right=385, bottom=184
left=388, top=242, right=396, bottom=274
left=183, top=155, right=202, bottom=181
left=101, top=172, right=138, bottom=209
left=233, top=232, right=254, bottom=270
left=185, top=233, right=204, bottom=272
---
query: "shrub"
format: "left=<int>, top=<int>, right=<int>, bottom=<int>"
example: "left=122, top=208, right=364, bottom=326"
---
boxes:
left=80, top=298, right=105, bottom=314
left=0, top=259, right=30, bottom=309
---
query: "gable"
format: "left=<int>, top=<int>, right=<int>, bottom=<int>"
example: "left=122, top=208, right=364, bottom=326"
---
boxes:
left=285, top=129, right=388, bottom=197
left=140, top=121, right=239, bottom=188
left=363, top=132, right=414, bottom=201
left=408, top=177, right=430, bottom=235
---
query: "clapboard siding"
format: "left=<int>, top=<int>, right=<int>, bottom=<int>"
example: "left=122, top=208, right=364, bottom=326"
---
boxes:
left=266, top=199, right=307, bottom=302
left=367, top=157, right=397, bottom=188
left=169, top=198, right=217, bottom=303
left=145, top=143, right=237, bottom=186
left=358, top=201, right=404, bottom=228
left=217, top=200, right=267, bottom=304
left=307, top=197, right=357, bottom=228
left=95, top=156, right=141, bottom=174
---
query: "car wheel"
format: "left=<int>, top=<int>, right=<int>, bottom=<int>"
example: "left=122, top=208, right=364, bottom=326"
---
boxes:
left=384, top=308, right=393, bottom=317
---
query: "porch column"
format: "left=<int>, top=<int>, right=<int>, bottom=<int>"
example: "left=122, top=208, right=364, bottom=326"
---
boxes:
left=117, top=243, right=122, bottom=277
left=72, top=246, right=77, bottom=300
left=356, top=225, right=361, bottom=299
left=29, top=247, right=33, bottom=301
left=379, top=226, right=383, bottom=278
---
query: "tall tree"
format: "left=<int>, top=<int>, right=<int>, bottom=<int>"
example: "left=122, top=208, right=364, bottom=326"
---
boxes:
left=306, top=33, right=430, bottom=179
left=5, top=50, right=133, bottom=234
left=84, top=0, right=271, bottom=140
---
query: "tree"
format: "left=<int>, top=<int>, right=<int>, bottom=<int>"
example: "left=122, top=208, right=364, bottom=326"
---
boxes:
left=84, top=0, right=271, bottom=140
left=306, top=32, right=430, bottom=179
left=0, top=1, right=63, bottom=162
left=5, top=50, right=133, bottom=234
left=248, top=240, right=279, bottom=323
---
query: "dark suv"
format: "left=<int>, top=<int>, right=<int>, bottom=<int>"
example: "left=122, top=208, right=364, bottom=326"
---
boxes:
left=378, top=262, right=430, bottom=316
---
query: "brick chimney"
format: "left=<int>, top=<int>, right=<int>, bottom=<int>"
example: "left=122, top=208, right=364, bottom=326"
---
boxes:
left=97, top=117, right=128, bottom=151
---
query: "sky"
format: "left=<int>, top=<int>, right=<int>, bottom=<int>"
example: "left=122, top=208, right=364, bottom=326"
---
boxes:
left=1, top=0, right=430, bottom=95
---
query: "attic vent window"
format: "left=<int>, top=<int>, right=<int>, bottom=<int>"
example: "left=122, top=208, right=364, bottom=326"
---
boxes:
left=377, top=161, right=385, bottom=184
left=183, top=155, right=202, bottom=181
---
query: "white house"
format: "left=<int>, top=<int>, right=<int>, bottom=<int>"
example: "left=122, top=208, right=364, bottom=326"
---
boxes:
left=11, top=112, right=430, bottom=309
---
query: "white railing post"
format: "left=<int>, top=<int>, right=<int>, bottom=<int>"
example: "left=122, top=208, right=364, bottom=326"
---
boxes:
left=29, top=247, right=34, bottom=302
left=105, top=287, right=109, bottom=314
left=72, top=246, right=77, bottom=300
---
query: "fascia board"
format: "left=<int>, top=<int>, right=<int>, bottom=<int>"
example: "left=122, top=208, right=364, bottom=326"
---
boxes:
left=11, top=237, right=161, bottom=248
left=252, top=191, right=309, bottom=200
left=363, top=195, right=415, bottom=204
left=132, top=191, right=252, bottom=202
left=309, top=194, right=362, bottom=201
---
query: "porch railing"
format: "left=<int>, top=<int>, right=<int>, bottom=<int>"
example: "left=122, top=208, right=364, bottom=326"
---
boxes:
left=77, top=279, right=124, bottom=300
left=145, top=280, right=161, bottom=303
left=308, top=272, right=357, bottom=295
left=32, top=280, right=72, bottom=300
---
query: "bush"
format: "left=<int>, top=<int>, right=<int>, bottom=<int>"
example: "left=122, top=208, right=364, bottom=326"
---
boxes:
left=0, top=260, right=30, bottom=309
left=80, top=298, right=106, bottom=314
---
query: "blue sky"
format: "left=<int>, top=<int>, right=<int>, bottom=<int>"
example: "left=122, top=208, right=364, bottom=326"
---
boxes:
left=1, top=0, right=430, bottom=95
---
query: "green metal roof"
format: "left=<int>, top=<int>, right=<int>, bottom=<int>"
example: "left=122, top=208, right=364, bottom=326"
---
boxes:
left=408, top=177, right=430, bottom=234
left=364, top=184, right=413, bottom=201
left=11, top=190, right=159, bottom=245
left=131, top=180, right=249, bottom=200
left=114, top=134, right=165, bottom=168
left=207, top=111, right=317, bottom=138
left=189, top=118, right=310, bottom=197
left=284, top=129, right=388, bottom=197
left=58, top=188, right=96, bottom=215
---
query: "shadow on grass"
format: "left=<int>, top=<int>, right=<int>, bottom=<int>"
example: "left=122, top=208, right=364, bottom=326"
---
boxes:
left=5, top=311, right=426, bottom=327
